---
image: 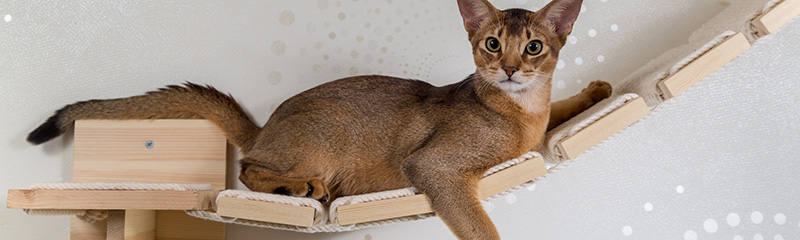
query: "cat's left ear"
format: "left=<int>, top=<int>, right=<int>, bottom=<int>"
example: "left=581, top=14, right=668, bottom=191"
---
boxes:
left=457, top=0, right=499, bottom=37
left=536, top=0, right=583, bottom=40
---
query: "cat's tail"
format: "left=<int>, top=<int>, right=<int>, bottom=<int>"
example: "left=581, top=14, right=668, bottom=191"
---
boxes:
left=27, top=83, right=261, bottom=152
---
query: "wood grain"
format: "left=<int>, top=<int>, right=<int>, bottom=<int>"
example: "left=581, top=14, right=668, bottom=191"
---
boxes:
left=7, top=189, right=216, bottom=210
left=73, top=120, right=227, bottom=190
left=217, top=197, right=318, bottom=227
left=106, top=210, right=156, bottom=240
left=336, top=156, right=547, bottom=225
left=556, top=97, right=650, bottom=160
left=752, top=0, right=800, bottom=36
left=658, top=33, right=751, bottom=99
left=155, top=210, right=226, bottom=240
left=70, top=216, right=107, bottom=240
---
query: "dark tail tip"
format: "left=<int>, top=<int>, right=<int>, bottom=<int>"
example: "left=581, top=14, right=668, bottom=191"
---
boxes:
left=27, top=114, right=63, bottom=145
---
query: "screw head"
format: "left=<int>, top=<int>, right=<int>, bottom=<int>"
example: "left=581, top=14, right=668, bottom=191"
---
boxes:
left=145, top=140, right=154, bottom=149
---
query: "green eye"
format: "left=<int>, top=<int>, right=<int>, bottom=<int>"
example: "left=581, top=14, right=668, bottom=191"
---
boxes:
left=526, top=40, right=543, bottom=55
left=485, top=37, right=501, bottom=52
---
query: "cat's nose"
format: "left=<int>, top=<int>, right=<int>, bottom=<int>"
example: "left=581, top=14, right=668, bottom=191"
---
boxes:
left=502, top=66, right=518, bottom=77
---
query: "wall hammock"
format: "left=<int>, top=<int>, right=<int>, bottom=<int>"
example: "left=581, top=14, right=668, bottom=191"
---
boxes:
left=6, top=0, right=800, bottom=238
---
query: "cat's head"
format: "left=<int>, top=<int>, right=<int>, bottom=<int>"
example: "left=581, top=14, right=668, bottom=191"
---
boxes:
left=458, top=0, right=582, bottom=94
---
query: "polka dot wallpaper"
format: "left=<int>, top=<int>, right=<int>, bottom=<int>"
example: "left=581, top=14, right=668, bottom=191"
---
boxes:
left=3, top=0, right=799, bottom=239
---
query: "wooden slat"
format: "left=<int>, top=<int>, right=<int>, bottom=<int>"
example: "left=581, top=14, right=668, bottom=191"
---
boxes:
left=336, top=156, right=547, bottom=225
left=7, top=189, right=216, bottom=210
left=478, top=158, right=547, bottom=199
left=216, top=197, right=318, bottom=227
left=155, top=210, right=226, bottom=240
left=556, top=97, right=650, bottom=160
left=73, top=120, right=227, bottom=190
left=658, top=33, right=751, bottom=99
left=337, top=195, right=433, bottom=226
left=752, top=0, right=800, bottom=36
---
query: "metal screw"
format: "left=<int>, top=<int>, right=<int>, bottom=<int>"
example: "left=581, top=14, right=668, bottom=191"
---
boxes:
left=145, top=140, right=154, bottom=149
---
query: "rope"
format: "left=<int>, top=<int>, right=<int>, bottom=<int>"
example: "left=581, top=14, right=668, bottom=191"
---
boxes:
left=187, top=152, right=544, bottom=233
left=22, top=182, right=214, bottom=223
left=540, top=93, right=641, bottom=163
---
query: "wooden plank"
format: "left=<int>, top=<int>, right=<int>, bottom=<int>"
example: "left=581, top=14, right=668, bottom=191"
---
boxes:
left=71, top=216, right=107, bottom=240
left=73, top=120, right=227, bottom=190
left=216, top=197, right=317, bottom=227
left=336, top=156, right=547, bottom=225
left=155, top=210, right=226, bottom=240
left=658, top=33, right=751, bottom=99
left=478, top=157, right=547, bottom=199
left=7, top=189, right=216, bottom=210
left=752, top=0, right=800, bottom=36
left=337, top=195, right=433, bottom=226
left=556, top=97, right=650, bottom=160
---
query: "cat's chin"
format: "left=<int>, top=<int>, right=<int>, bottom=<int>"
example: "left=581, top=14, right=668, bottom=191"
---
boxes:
left=493, top=78, right=537, bottom=94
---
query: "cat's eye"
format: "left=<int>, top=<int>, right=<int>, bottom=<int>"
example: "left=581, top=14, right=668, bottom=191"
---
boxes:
left=526, top=40, right=543, bottom=55
left=485, top=37, right=501, bottom=52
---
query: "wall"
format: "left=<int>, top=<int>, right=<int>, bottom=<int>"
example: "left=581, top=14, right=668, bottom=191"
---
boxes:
left=0, top=0, right=762, bottom=239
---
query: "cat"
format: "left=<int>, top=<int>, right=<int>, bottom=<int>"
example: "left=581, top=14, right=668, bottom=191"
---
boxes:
left=27, top=0, right=610, bottom=239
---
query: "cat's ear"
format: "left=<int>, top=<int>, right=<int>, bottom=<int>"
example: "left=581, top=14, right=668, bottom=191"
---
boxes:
left=457, top=0, right=498, bottom=36
left=536, top=0, right=583, bottom=40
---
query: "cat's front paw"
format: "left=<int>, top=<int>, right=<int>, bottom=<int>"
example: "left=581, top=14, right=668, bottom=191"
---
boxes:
left=581, top=80, right=613, bottom=103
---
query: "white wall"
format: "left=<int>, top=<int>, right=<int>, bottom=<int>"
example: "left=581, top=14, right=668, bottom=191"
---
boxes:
left=1, top=0, right=770, bottom=239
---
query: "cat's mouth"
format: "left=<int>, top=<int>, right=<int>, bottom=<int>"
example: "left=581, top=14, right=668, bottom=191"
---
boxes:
left=500, top=79, right=522, bottom=84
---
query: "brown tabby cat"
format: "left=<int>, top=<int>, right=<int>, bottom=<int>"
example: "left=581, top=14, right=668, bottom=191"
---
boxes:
left=28, top=0, right=610, bottom=238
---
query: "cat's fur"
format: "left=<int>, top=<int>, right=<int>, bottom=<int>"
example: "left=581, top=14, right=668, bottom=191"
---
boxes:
left=28, top=0, right=609, bottom=239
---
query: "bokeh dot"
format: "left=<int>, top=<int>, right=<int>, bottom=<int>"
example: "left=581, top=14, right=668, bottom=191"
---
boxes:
left=279, top=10, right=295, bottom=26
left=271, top=41, right=286, bottom=56
left=622, top=226, right=632, bottom=236
left=751, top=211, right=764, bottom=224
left=727, top=213, right=741, bottom=227
left=644, top=203, right=653, bottom=212
left=774, top=213, right=786, bottom=225
left=505, top=194, right=517, bottom=204
left=267, top=71, right=282, bottom=85
left=684, top=230, right=697, bottom=240
left=704, top=219, right=718, bottom=233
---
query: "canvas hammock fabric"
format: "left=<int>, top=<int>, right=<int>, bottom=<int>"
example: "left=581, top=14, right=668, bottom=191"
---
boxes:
left=185, top=152, right=545, bottom=233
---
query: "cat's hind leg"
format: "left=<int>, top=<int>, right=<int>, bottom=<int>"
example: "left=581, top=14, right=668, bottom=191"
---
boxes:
left=547, top=80, right=612, bottom=131
left=239, top=161, right=330, bottom=202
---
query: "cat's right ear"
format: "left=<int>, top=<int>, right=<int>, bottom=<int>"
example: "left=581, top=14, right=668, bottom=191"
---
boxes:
left=457, top=0, right=498, bottom=36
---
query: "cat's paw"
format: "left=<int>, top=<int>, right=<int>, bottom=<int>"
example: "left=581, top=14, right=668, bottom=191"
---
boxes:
left=275, top=178, right=330, bottom=202
left=581, top=80, right=613, bottom=103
